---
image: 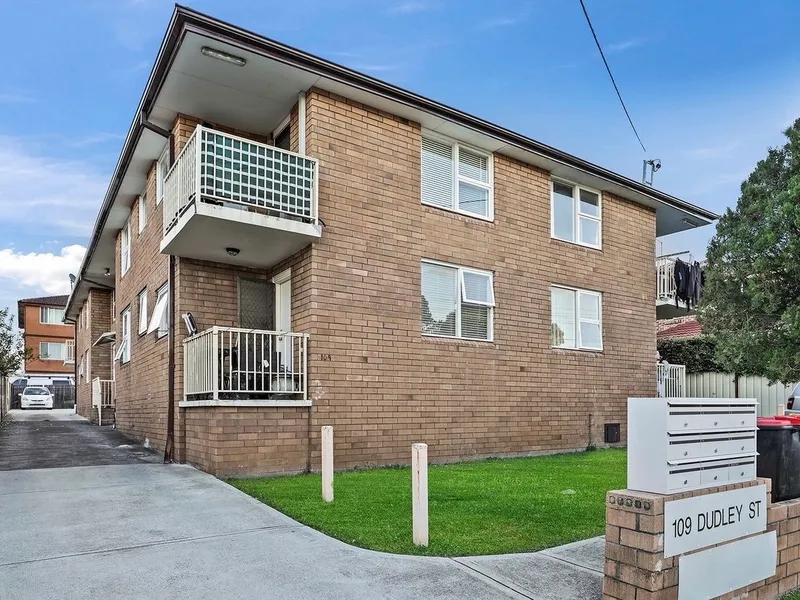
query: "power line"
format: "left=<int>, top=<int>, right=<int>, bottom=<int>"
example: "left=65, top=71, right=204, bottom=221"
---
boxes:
left=578, top=0, right=647, bottom=154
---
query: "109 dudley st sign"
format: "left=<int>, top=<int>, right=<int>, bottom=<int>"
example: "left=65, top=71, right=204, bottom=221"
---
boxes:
left=664, top=485, right=767, bottom=558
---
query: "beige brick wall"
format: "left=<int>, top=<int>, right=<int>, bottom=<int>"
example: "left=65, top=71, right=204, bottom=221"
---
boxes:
left=301, top=89, right=657, bottom=470
left=113, top=154, right=171, bottom=450
left=75, top=289, right=113, bottom=421
left=106, top=94, right=658, bottom=475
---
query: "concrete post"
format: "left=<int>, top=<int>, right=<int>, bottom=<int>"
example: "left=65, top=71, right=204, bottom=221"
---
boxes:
left=778, top=403, right=786, bottom=416
left=412, top=443, right=428, bottom=547
left=322, top=426, right=334, bottom=503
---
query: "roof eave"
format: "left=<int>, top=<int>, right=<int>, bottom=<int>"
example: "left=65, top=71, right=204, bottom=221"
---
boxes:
left=68, top=4, right=719, bottom=317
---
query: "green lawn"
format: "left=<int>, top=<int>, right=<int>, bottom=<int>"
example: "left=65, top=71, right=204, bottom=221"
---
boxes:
left=229, top=448, right=626, bottom=556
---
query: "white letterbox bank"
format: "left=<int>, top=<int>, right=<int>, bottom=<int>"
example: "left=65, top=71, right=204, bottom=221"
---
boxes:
left=627, top=398, right=777, bottom=600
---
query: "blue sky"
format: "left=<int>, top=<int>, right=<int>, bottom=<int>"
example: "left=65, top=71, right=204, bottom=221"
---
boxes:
left=1, top=0, right=799, bottom=318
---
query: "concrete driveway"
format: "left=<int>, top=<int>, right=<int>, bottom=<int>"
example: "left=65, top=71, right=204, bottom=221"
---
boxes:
left=0, top=411, right=603, bottom=599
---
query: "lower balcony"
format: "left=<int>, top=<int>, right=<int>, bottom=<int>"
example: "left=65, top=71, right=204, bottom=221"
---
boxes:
left=180, top=326, right=309, bottom=408
left=160, top=126, right=322, bottom=268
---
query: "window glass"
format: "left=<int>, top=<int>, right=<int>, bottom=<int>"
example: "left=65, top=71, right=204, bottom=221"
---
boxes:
left=550, top=288, right=576, bottom=348
left=421, top=263, right=457, bottom=337
left=552, top=183, right=575, bottom=241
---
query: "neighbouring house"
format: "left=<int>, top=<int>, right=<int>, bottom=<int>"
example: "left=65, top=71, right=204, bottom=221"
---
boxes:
left=657, top=315, right=702, bottom=340
left=17, top=295, right=74, bottom=378
left=64, top=6, right=718, bottom=476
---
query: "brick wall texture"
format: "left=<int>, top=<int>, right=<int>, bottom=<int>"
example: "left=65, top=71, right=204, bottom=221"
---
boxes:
left=604, top=479, right=800, bottom=599
left=91, top=86, right=658, bottom=476
left=75, top=289, right=113, bottom=421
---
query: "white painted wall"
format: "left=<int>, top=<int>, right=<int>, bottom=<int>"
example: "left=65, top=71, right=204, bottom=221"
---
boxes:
left=686, top=373, right=799, bottom=416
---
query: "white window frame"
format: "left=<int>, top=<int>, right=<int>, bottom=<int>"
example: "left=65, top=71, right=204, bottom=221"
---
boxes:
left=147, top=283, right=169, bottom=339
left=138, top=289, right=148, bottom=334
left=39, top=306, right=65, bottom=324
left=550, top=179, right=603, bottom=249
left=138, top=192, right=147, bottom=233
left=39, top=341, right=66, bottom=360
left=85, top=348, right=90, bottom=380
left=421, top=131, right=494, bottom=221
left=156, top=145, right=170, bottom=205
left=118, top=307, right=131, bottom=363
left=550, top=285, right=603, bottom=351
left=421, top=259, right=495, bottom=342
left=120, top=220, right=131, bottom=276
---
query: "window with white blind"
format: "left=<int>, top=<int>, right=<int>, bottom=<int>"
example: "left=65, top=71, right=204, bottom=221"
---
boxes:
left=120, top=220, right=131, bottom=276
left=138, top=193, right=147, bottom=233
left=39, top=307, right=65, bottom=324
left=421, top=134, right=493, bottom=220
left=421, top=261, right=494, bottom=341
left=551, top=180, right=602, bottom=249
left=156, top=146, right=170, bottom=205
left=39, top=342, right=66, bottom=360
left=550, top=286, right=602, bottom=351
left=138, top=289, right=148, bottom=334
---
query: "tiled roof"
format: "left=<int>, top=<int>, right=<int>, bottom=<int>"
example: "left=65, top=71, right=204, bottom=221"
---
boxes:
left=657, top=318, right=703, bottom=340
left=17, top=295, right=70, bottom=329
left=18, top=295, right=69, bottom=307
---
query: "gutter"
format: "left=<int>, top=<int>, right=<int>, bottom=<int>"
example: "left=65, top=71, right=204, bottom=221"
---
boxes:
left=68, top=4, right=720, bottom=318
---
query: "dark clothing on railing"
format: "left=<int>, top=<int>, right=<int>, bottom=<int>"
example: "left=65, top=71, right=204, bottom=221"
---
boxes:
left=673, top=259, right=703, bottom=311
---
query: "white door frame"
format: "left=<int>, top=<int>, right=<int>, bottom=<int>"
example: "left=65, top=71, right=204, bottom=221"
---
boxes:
left=272, top=269, right=292, bottom=369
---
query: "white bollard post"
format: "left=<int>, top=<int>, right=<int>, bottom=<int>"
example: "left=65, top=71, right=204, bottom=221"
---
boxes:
left=412, top=443, right=429, bottom=547
left=778, top=404, right=786, bottom=416
left=322, top=426, right=334, bottom=503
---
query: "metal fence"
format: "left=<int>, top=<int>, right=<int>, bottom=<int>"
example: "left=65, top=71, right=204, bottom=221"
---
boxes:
left=686, top=372, right=799, bottom=416
left=9, top=382, right=75, bottom=409
left=657, top=363, right=686, bottom=397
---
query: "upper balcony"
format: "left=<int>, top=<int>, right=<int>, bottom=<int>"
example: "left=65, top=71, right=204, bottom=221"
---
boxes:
left=160, top=125, right=322, bottom=268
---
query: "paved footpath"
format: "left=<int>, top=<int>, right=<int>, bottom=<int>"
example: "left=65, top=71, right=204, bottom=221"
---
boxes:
left=0, top=410, right=602, bottom=599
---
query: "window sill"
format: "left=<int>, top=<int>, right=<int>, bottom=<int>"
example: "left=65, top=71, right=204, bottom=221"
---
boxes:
left=423, top=334, right=495, bottom=347
left=551, top=346, right=604, bottom=355
left=550, top=235, right=602, bottom=251
left=422, top=202, right=494, bottom=223
left=179, top=399, right=312, bottom=408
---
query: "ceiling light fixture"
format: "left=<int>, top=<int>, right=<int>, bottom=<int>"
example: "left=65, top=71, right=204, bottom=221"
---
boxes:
left=201, top=46, right=246, bottom=67
left=104, top=268, right=112, bottom=277
left=226, top=247, right=240, bottom=257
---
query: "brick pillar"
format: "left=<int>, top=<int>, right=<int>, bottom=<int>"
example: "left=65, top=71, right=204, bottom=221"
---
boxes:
left=602, top=478, right=800, bottom=600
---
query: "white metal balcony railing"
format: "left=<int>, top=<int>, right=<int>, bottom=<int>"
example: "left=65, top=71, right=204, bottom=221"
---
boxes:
left=657, top=363, right=686, bottom=398
left=64, top=340, right=75, bottom=364
left=184, top=327, right=308, bottom=401
left=92, top=378, right=115, bottom=426
left=656, top=256, right=677, bottom=301
left=163, top=126, right=319, bottom=236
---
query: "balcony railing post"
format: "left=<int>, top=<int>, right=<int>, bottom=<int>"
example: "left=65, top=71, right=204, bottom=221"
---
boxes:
left=196, top=126, right=203, bottom=205
left=211, top=325, right=219, bottom=401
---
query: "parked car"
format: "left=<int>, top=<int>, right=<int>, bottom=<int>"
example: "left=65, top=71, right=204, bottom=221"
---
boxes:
left=20, top=387, right=54, bottom=410
left=787, top=383, right=800, bottom=411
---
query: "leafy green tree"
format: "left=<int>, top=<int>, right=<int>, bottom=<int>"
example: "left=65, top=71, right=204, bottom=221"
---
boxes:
left=0, top=307, right=28, bottom=377
left=701, top=118, right=800, bottom=383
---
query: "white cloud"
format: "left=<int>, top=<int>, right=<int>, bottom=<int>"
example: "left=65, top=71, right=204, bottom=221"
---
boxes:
left=0, top=245, right=86, bottom=296
left=387, top=2, right=439, bottom=15
left=69, top=132, right=126, bottom=148
left=607, top=38, right=647, bottom=54
left=0, top=135, right=107, bottom=235
left=0, top=92, right=34, bottom=104
left=480, top=4, right=532, bottom=29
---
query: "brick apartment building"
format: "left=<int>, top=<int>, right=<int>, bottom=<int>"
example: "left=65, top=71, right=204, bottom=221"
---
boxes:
left=65, top=7, right=717, bottom=476
left=18, top=295, right=74, bottom=378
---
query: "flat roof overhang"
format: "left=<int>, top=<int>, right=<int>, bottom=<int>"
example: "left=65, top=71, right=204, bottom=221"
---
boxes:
left=66, top=5, right=719, bottom=320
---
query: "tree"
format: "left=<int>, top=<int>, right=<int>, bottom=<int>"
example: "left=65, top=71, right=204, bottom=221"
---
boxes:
left=0, top=307, right=28, bottom=377
left=701, top=118, right=800, bottom=383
